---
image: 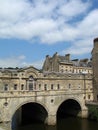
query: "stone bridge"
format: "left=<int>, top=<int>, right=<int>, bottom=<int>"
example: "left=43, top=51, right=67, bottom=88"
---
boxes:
left=0, top=91, right=88, bottom=130
left=0, top=66, right=93, bottom=130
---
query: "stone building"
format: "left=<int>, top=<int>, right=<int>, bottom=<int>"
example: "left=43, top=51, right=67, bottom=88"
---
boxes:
left=92, top=38, right=98, bottom=101
left=43, top=52, right=92, bottom=74
left=0, top=38, right=97, bottom=130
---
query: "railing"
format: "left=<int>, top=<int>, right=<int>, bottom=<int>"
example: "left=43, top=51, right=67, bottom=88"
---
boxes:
left=0, top=89, right=88, bottom=98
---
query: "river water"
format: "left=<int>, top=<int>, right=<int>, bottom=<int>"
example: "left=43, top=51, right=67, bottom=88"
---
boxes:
left=0, top=117, right=98, bottom=130
left=13, top=117, right=98, bottom=130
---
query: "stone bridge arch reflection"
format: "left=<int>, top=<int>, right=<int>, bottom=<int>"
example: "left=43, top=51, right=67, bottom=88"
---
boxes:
left=11, top=102, right=48, bottom=130
left=57, top=99, right=82, bottom=120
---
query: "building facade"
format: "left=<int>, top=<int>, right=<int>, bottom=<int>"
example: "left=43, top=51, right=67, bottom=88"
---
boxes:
left=0, top=38, right=98, bottom=130
left=92, top=38, right=98, bottom=101
left=43, top=53, right=92, bottom=74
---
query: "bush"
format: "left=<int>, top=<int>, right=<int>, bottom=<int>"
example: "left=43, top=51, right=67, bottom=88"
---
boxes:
left=88, top=106, right=98, bottom=121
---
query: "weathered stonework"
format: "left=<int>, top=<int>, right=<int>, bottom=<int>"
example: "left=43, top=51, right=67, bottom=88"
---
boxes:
left=92, top=38, right=98, bottom=101
left=0, top=38, right=97, bottom=130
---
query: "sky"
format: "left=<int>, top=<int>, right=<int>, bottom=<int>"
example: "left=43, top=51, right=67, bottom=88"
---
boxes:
left=0, top=0, right=98, bottom=69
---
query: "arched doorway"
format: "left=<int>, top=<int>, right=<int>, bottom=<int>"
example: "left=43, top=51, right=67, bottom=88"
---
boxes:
left=12, top=102, right=48, bottom=130
left=57, top=99, right=81, bottom=120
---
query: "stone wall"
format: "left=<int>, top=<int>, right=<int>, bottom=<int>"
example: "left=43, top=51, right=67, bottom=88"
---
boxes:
left=92, top=38, right=98, bottom=101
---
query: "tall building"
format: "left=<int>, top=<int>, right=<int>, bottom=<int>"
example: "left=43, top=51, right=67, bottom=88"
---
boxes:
left=92, top=38, right=98, bottom=101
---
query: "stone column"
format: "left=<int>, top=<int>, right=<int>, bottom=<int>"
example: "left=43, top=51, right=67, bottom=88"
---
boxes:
left=46, top=115, right=56, bottom=125
left=81, top=108, right=88, bottom=118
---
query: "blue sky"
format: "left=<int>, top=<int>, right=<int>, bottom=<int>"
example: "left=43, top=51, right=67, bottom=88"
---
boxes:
left=0, top=0, right=98, bottom=68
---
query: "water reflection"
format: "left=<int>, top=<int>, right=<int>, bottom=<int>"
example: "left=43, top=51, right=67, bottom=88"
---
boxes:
left=13, top=117, right=98, bottom=130
left=15, top=124, right=56, bottom=130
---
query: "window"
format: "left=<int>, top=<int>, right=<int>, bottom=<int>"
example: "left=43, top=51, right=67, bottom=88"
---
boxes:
left=29, top=83, right=33, bottom=90
left=57, top=84, right=60, bottom=89
left=78, top=84, right=81, bottom=88
left=88, top=95, right=91, bottom=99
left=22, top=73, right=24, bottom=76
left=97, top=95, right=98, bottom=101
left=14, top=84, right=17, bottom=90
left=29, top=76, right=33, bottom=80
left=14, top=73, right=18, bottom=76
left=4, top=84, right=8, bottom=91
left=51, top=99, right=54, bottom=103
left=44, top=84, right=47, bottom=91
left=34, top=83, right=36, bottom=90
left=21, top=84, right=24, bottom=90
left=4, top=102, right=8, bottom=106
left=39, top=84, right=41, bottom=90
left=51, top=84, right=53, bottom=90
left=61, top=69, right=64, bottom=73
left=68, top=84, right=71, bottom=88
left=28, top=76, right=34, bottom=91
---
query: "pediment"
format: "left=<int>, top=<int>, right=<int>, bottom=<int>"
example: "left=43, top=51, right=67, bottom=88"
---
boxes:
left=19, top=66, right=40, bottom=78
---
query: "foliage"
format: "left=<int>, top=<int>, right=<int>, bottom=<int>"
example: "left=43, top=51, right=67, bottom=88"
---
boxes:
left=88, top=106, right=98, bottom=121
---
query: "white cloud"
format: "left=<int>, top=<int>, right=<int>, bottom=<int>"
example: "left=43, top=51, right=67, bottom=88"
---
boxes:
left=62, top=45, right=92, bottom=56
left=0, top=0, right=98, bottom=56
left=0, top=55, right=43, bottom=69
left=78, top=9, right=98, bottom=38
left=58, top=0, right=90, bottom=19
left=0, top=0, right=91, bottom=40
left=0, top=55, right=26, bottom=68
left=61, top=38, right=93, bottom=56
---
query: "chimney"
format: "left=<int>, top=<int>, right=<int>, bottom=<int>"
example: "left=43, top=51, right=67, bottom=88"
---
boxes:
left=65, top=54, right=70, bottom=61
left=94, top=37, right=98, bottom=48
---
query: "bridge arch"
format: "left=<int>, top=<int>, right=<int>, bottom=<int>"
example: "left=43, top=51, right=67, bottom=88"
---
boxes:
left=11, top=101, right=48, bottom=130
left=57, top=98, right=82, bottom=120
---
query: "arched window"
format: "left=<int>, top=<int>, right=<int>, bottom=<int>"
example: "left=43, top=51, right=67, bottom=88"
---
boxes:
left=27, top=76, right=36, bottom=91
left=29, top=75, right=34, bottom=80
left=28, top=76, right=34, bottom=90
